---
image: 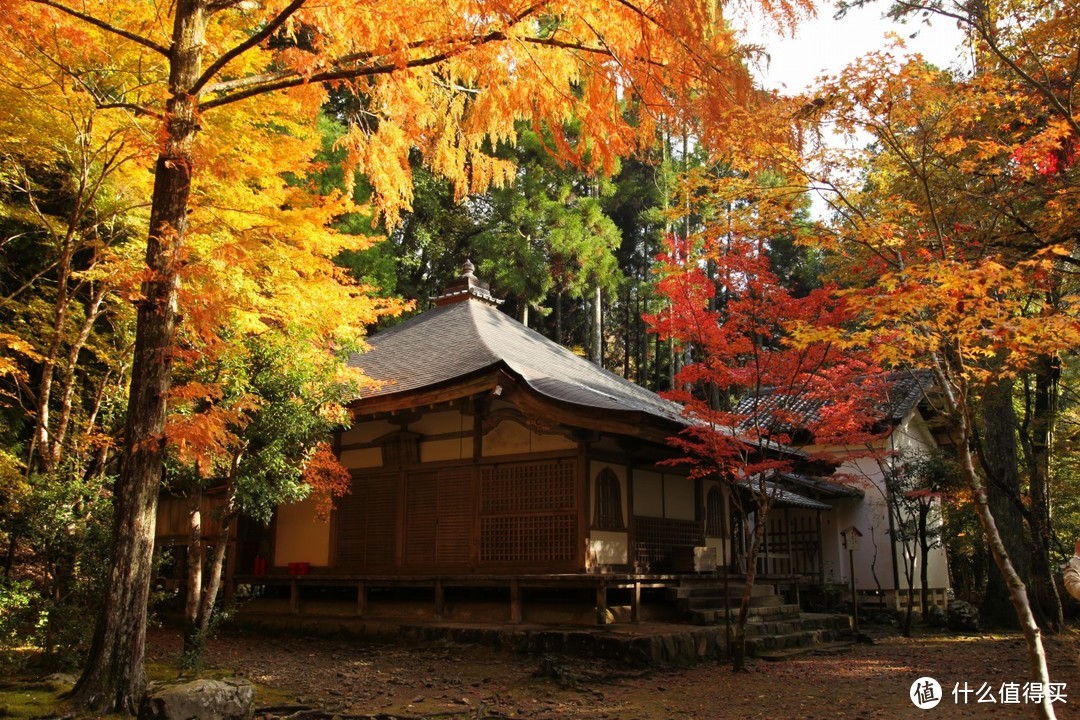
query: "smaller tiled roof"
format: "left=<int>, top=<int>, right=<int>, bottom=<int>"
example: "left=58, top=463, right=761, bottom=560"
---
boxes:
left=776, top=472, right=864, bottom=499
left=732, top=476, right=832, bottom=510
left=875, top=370, right=936, bottom=423
left=734, top=370, right=935, bottom=434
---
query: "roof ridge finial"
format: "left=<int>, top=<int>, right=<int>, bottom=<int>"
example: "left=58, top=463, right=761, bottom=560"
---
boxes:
left=431, top=258, right=503, bottom=307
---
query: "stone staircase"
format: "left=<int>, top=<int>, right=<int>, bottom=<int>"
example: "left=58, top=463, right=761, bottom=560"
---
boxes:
left=670, top=582, right=853, bottom=660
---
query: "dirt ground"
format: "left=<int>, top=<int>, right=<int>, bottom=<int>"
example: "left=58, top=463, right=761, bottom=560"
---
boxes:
left=143, top=624, right=1080, bottom=719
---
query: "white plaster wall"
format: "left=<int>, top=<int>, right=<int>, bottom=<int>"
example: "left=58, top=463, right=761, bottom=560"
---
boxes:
left=588, top=531, right=629, bottom=566
left=409, top=409, right=466, bottom=436
left=664, top=475, right=696, bottom=521
left=338, top=447, right=382, bottom=468
left=420, top=438, right=471, bottom=462
left=633, top=470, right=663, bottom=518
left=339, top=419, right=395, bottom=446
left=482, top=418, right=576, bottom=456
left=819, top=409, right=950, bottom=592
left=273, top=495, right=330, bottom=567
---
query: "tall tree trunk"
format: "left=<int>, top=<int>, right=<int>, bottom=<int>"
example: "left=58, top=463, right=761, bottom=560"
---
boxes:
left=1025, top=354, right=1063, bottom=631
left=980, top=377, right=1044, bottom=629
left=71, top=1, right=205, bottom=711
left=592, top=285, right=602, bottom=366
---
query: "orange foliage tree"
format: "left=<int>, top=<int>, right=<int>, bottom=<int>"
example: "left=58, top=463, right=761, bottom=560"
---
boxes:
left=794, top=36, right=1079, bottom=719
left=2, top=0, right=810, bottom=711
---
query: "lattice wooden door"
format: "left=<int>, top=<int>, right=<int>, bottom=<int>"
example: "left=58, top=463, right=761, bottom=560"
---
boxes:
left=478, top=459, right=577, bottom=568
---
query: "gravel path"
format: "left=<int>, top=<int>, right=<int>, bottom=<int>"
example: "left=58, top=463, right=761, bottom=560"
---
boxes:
left=145, top=625, right=1080, bottom=719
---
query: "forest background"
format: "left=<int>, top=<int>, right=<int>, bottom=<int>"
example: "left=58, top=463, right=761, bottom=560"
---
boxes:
left=0, top=0, right=1077, bottom=717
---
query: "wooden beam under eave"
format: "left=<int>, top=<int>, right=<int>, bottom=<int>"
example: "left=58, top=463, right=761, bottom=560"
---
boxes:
left=351, top=372, right=501, bottom=417
left=510, top=388, right=681, bottom=444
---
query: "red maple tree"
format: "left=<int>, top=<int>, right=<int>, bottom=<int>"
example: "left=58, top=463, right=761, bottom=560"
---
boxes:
left=648, top=183, right=886, bottom=669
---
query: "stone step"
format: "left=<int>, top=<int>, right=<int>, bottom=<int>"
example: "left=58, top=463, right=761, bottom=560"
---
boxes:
left=746, top=627, right=852, bottom=656
left=679, top=593, right=784, bottom=612
left=744, top=614, right=852, bottom=638
left=671, top=583, right=776, bottom=600
left=688, top=603, right=803, bottom=625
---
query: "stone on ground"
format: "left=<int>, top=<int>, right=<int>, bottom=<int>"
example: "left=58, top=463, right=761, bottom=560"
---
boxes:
left=138, top=677, right=255, bottom=720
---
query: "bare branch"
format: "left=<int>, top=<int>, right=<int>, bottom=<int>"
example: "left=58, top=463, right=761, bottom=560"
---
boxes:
left=191, top=0, right=308, bottom=96
left=96, top=102, right=163, bottom=119
left=29, top=0, right=170, bottom=56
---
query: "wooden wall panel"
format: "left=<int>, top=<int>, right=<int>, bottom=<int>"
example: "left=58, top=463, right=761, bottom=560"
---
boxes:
left=404, top=472, right=438, bottom=566
left=334, top=473, right=398, bottom=570
left=436, top=468, right=473, bottom=565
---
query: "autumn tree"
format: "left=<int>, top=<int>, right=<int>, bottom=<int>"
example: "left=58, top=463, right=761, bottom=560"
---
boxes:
left=167, top=329, right=354, bottom=663
left=649, top=173, right=881, bottom=670
left=797, top=44, right=1079, bottom=720
left=839, top=0, right=1080, bottom=631
left=0, top=28, right=146, bottom=661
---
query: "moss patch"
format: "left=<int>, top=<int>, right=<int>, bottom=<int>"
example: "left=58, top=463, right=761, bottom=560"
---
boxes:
left=0, top=677, right=74, bottom=719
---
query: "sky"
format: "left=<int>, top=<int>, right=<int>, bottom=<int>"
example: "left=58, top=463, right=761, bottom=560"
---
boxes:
left=737, top=0, right=971, bottom=93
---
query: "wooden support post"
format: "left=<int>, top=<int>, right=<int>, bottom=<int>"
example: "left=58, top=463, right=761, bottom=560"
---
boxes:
left=434, top=578, right=444, bottom=620
left=357, top=580, right=367, bottom=617
left=631, top=581, right=641, bottom=623
left=290, top=578, right=300, bottom=614
left=595, top=580, right=608, bottom=625
left=510, top=579, right=522, bottom=623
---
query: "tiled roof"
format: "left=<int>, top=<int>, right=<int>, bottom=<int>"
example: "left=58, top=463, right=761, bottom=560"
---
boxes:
left=734, top=370, right=935, bottom=433
left=348, top=297, right=686, bottom=426
left=732, top=477, right=833, bottom=511
left=776, top=472, right=864, bottom=498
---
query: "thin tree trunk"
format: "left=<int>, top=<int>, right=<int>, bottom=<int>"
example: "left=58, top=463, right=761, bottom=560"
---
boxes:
left=183, top=489, right=203, bottom=658
left=933, top=364, right=1057, bottom=720
left=919, top=506, right=931, bottom=623
left=556, top=288, right=563, bottom=345
left=592, top=285, right=602, bottom=366
left=904, top=574, right=915, bottom=637
left=52, top=284, right=107, bottom=469
left=71, top=1, right=205, bottom=711
left=197, top=514, right=234, bottom=636
left=622, top=286, right=630, bottom=378
left=732, top=502, right=768, bottom=672
left=29, top=246, right=73, bottom=475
